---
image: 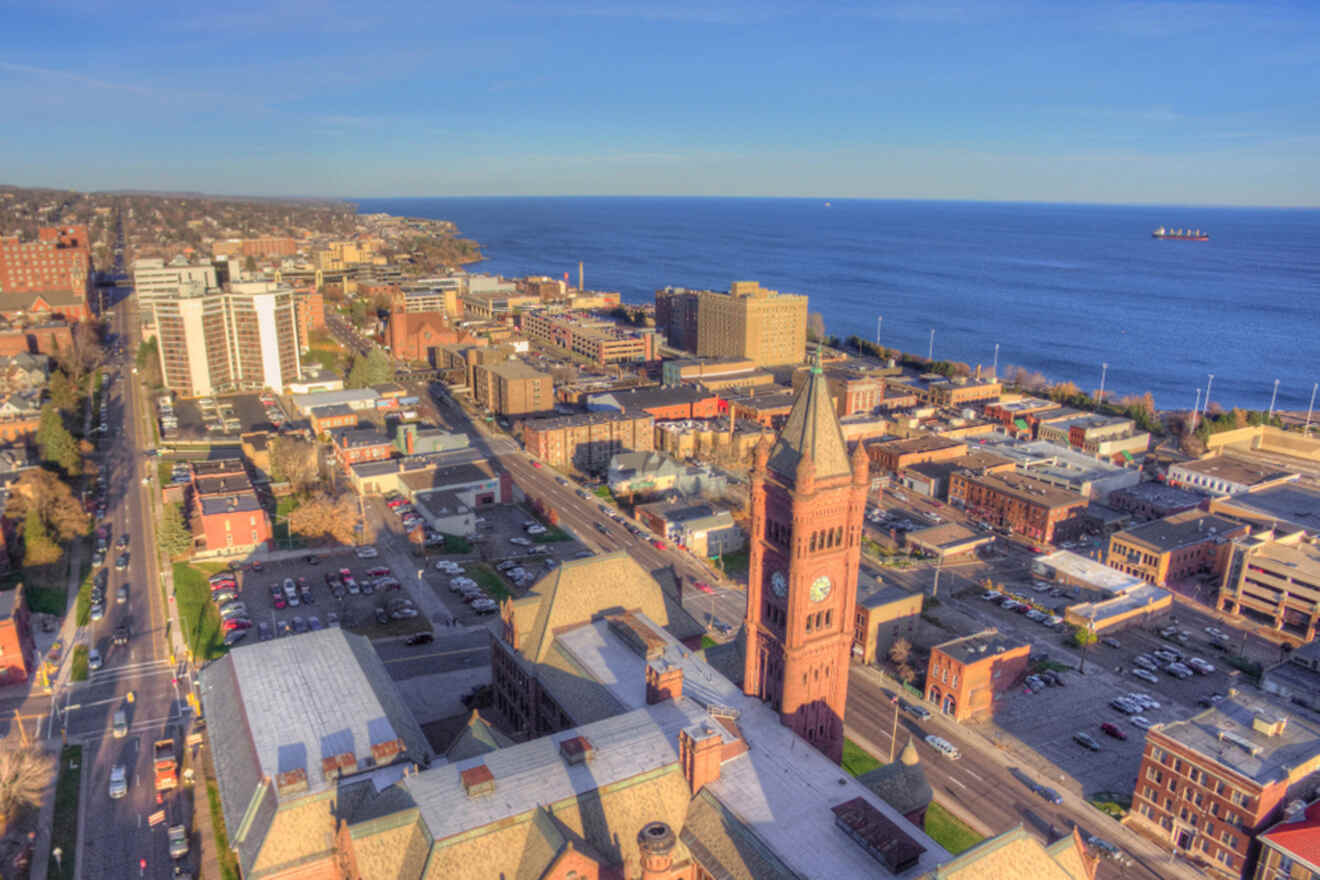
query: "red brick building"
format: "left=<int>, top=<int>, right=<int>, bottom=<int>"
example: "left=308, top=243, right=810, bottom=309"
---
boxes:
left=309, top=404, right=358, bottom=436
left=523, top=411, right=654, bottom=474
left=294, top=288, right=325, bottom=347
left=867, top=435, right=968, bottom=473
left=596, top=387, right=721, bottom=421
left=0, top=322, right=74, bottom=356
left=333, top=427, right=395, bottom=469
left=0, top=584, right=36, bottom=685
left=0, top=226, right=92, bottom=321
left=189, top=459, right=273, bottom=554
left=925, top=631, right=1030, bottom=722
left=743, top=357, right=871, bottom=763
left=0, top=413, right=41, bottom=444
left=949, top=469, right=1089, bottom=544
left=388, top=310, right=471, bottom=365
left=1129, top=694, right=1320, bottom=879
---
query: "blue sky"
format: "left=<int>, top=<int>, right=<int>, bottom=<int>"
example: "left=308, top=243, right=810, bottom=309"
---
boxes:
left=2, top=0, right=1317, bottom=205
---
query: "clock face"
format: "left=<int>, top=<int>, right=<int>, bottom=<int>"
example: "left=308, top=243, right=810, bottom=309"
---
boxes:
left=810, top=574, right=832, bottom=603
left=770, top=570, right=788, bottom=598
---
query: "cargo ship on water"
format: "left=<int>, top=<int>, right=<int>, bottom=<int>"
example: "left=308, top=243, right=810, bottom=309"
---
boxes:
left=1152, top=226, right=1209, bottom=241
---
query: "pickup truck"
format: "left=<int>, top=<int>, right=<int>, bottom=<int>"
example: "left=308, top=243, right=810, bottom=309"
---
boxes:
left=154, top=738, right=178, bottom=791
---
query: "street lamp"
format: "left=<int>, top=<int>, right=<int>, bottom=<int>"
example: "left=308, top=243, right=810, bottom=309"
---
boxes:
left=1098, top=362, right=1109, bottom=405
left=1204, top=373, right=1215, bottom=416
left=1268, top=379, right=1280, bottom=419
left=927, top=329, right=935, bottom=362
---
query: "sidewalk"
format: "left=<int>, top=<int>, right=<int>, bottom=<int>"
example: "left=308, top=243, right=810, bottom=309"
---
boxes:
left=849, top=664, right=1204, bottom=880
left=24, top=743, right=61, bottom=880
left=190, top=747, right=222, bottom=880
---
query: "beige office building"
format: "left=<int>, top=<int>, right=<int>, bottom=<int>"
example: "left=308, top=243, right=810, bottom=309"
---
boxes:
left=472, top=359, right=553, bottom=416
left=137, top=277, right=301, bottom=398
left=696, top=281, right=807, bottom=367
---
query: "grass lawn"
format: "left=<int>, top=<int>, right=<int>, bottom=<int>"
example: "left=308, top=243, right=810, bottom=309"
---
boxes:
left=1088, top=791, right=1131, bottom=820
left=207, top=778, right=242, bottom=880
left=70, top=644, right=89, bottom=681
left=841, top=737, right=883, bottom=777
left=469, top=563, right=511, bottom=600
left=273, top=495, right=307, bottom=548
left=716, top=548, right=750, bottom=577
left=24, top=584, right=67, bottom=616
left=442, top=534, right=473, bottom=554
left=75, top=566, right=93, bottom=626
left=51, top=745, right=82, bottom=878
left=925, top=802, right=985, bottom=855
left=593, top=485, right=613, bottom=500
left=174, top=561, right=231, bottom=662
left=701, top=635, right=718, bottom=650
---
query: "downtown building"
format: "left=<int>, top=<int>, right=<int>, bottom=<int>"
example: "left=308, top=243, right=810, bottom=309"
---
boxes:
left=136, top=261, right=302, bottom=398
left=0, top=225, right=93, bottom=320
left=1129, top=693, right=1320, bottom=880
left=656, top=281, right=808, bottom=367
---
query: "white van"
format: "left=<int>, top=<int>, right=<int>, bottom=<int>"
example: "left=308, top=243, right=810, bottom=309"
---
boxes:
left=925, top=735, right=961, bottom=760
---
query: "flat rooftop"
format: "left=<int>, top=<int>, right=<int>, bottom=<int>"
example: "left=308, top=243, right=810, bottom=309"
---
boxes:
left=543, top=615, right=952, bottom=878
left=1035, top=550, right=1147, bottom=594
left=874, top=435, right=965, bottom=455
left=860, top=585, right=920, bottom=609
left=959, top=469, right=1087, bottom=509
left=525, top=410, right=651, bottom=430
left=906, top=523, right=990, bottom=551
left=1067, top=583, right=1172, bottom=625
left=199, top=493, right=262, bottom=515
left=935, top=631, right=1029, bottom=666
left=1112, top=481, right=1207, bottom=508
left=482, top=359, right=549, bottom=380
left=1172, top=454, right=1297, bottom=488
left=1253, top=538, right=1320, bottom=576
left=1153, top=693, right=1320, bottom=785
left=1213, top=484, right=1320, bottom=534
left=1115, top=511, right=1244, bottom=552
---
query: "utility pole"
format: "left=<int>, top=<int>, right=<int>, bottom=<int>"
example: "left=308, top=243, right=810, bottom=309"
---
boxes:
left=928, top=329, right=935, bottom=362
left=1204, top=373, right=1215, bottom=417
left=1268, top=379, right=1280, bottom=419
left=1098, top=362, right=1108, bottom=405
left=875, top=315, right=882, bottom=347
left=889, top=695, right=901, bottom=763
left=1306, top=383, right=1318, bottom=436
left=1192, top=388, right=1201, bottom=432
left=992, top=343, right=999, bottom=378
left=930, top=556, right=943, bottom=599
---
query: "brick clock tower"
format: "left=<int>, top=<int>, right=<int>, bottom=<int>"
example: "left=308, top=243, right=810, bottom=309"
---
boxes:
left=743, top=353, right=869, bottom=764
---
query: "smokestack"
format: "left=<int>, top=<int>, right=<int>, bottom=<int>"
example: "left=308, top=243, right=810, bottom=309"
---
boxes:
left=579, top=261, right=584, bottom=293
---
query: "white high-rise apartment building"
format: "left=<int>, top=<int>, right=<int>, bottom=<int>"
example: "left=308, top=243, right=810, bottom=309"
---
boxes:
left=136, top=266, right=302, bottom=398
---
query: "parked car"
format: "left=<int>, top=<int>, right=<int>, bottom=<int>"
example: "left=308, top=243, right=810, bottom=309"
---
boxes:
left=116, top=584, right=129, bottom=604
left=221, top=618, right=253, bottom=632
left=900, top=700, right=931, bottom=721
left=1131, top=668, right=1159, bottom=684
left=367, top=566, right=392, bottom=578
left=406, top=632, right=435, bottom=646
left=1073, top=732, right=1101, bottom=751
left=270, top=585, right=286, bottom=609
left=355, top=546, right=379, bottom=559
left=1101, top=637, right=1122, bottom=649
left=258, top=622, right=273, bottom=641
left=1100, top=722, right=1128, bottom=740
left=1130, top=716, right=1154, bottom=730
left=924, top=735, right=961, bottom=760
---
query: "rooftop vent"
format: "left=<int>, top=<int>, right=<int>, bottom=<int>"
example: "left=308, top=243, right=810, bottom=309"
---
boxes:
left=460, top=763, right=495, bottom=798
left=320, top=751, right=358, bottom=781
left=1253, top=714, right=1288, bottom=738
left=559, top=735, right=596, bottom=766
left=371, top=737, right=406, bottom=765
left=275, top=767, right=309, bottom=797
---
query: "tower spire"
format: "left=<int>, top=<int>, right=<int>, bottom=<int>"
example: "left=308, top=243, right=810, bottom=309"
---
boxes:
left=766, top=348, right=849, bottom=480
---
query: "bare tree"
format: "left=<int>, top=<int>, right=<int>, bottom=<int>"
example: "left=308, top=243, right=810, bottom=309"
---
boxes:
left=0, top=748, right=53, bottom=831
left=270, top=437, right=320, bottom=492
left=288, top=493, right=360, bottom=546
left=806, top=312, right=827, bottom=343
left=896, top=663, right=916, bottom=685
left=888, top=637, right=913, bottom=667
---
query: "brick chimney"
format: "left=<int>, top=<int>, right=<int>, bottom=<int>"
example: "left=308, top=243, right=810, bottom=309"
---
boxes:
left=678, top=725, right=722, bottom=795
left=645, top=660, right=683, bottom=705
left=638, top=821, right=678, bottom=878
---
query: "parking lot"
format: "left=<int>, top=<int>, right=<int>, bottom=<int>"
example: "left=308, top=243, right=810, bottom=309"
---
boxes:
left=209, top=549, right=431, bottom=645
left=987, top=611, right=1241, bottom=799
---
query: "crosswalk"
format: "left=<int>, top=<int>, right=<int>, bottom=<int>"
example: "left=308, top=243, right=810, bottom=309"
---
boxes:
left=88, top=658, right=176, bottom=686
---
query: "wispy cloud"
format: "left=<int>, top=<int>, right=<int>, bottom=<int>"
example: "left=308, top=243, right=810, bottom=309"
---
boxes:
left=0, top=60, right=156, bottom=95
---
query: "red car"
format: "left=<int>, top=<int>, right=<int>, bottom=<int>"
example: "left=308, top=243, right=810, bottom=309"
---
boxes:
left=651, top=539, right=667, bottom=550
left=366, top=567, right=392, bottom=578
left=692, top=582, right=715, bottom=595
left=1100, top=722, right=1128, bottom=741
left=531, top=460, right=543, bottom=469
left=386, top=498, right=406, bottom=509
left=339, top=568, right=353, bottom=579
left=270, top=585, right=287, bottom=609
left=210, top=579, right=237, bottom=592
left=222, top=618, right=253, bottom=632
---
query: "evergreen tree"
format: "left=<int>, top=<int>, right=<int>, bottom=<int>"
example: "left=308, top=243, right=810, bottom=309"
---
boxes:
left=36, top=405, right=80, bottom=474
left=158, top=503, right=193, bottom=560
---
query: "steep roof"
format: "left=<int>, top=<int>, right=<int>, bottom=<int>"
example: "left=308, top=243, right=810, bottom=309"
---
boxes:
left=858, top=737, right=934, bottom=818
left=679, top=788, right=803, bottom=880
left=766, top=352, right=851, bottom=480
left=916, top=824, right=1095, bottom=880
left=514, top=552, right=701, bottom=663
left=444, top=709, right=516, bottom=762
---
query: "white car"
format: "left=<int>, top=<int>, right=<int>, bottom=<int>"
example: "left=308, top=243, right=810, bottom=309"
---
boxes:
left=1131, top=668, right=1160, bottom=684
left=1130, top=716, right=1154, bottom=730
left=355, top=546, right=378, bottom=559
left=109, top=764, right=128, bottom=799
left=982, top=591, right=1001, bottom=601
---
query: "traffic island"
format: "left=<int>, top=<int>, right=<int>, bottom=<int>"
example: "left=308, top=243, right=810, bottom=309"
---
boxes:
left=49, top=745, right=81, bottom=879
